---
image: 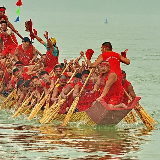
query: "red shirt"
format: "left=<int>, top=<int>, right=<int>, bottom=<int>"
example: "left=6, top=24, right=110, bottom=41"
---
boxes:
left=45, top=47, right=59, bottom=69
left=102, top=51, right=122, bottom=81
left=16, top=44, right=34, bottom=66
left=76, top=80, right=95, bottom=112
left=100, top=71, right=124, bottom=105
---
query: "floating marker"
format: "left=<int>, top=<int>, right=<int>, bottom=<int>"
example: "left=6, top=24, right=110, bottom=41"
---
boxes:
left=105, top=19, right=108, bottom=23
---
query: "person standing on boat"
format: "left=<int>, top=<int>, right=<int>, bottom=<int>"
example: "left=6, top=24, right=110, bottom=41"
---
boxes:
left=0, top=21, right=18, bottom=57
left=14, top=37, right=37, bottom=66
left=0, top=6, right=19, bottom=35
left=83, top=42, right=130, bottom=81
left=94, top=61, right=127, bottom=108
left=31, top=31, right=59, bottom=73
left=121, top=70, right=137, bottom=105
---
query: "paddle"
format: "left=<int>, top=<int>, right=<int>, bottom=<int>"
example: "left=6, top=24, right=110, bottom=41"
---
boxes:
left=123, top=89, right=155, bottom=130
left=62, top=68, right=94, bottom=126
left=42, top=88, right=74, bottom=124
left=28, top=61, right=71, bottom=120
left=12, top=92, right=33, bottom=118
left=0, top=88, right=17, bottom=109
left=40, top=69, right=77, bottom=124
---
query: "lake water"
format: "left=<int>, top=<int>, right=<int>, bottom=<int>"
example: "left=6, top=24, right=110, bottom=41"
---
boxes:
left=0, top=0, right=160, bottom=159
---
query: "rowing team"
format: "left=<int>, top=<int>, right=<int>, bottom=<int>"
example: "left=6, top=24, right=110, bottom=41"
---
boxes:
left=0, top=48, right=137, bottom=114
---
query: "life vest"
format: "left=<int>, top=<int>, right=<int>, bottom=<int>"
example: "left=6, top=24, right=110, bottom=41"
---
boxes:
left=17, top=44, right=34, bottom=66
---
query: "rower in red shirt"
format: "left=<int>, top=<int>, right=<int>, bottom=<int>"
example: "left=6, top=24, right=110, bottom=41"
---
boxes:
left=51, top=74, right=68, bottom=103
left=0, top=6, right=20, bottom=35
left=84, top=42, right=130, bottom=81
left=0, top=21, right=18, bottom=57
left=94, top=61, right=127, bottom=108
left=73, top=70, right=96, bottom=112
left=14, top=37, right=37, bottom=66
left=60, top=73, right=82, bottom=114
left=31, top=31, right=59, bottom=72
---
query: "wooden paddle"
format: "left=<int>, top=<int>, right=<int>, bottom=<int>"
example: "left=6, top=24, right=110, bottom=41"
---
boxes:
left=40, top=69, right=77, bottom=124
left=124, top=89, right=155, bottom=130
left=41, top=88, right=74, bottom=124
left=0, top=88, right=17, bottom=109
left=12, top=93, right=33, bottom=118
left=62, top=68, right=94, bottom=126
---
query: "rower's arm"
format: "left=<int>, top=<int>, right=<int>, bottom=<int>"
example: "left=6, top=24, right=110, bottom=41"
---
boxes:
left=87, top=54, right=103, bottom=68
left=51, top=86, right=59, bottom=102
left=120, top=55, right=130, bottom=65
left=61, top=85, right=70, bottom=99
left=5, top=17, right=18, bottom=33
left=73, top=84, right=80, bottom=99
left=31, top=33, right=45, bottom=45
left=99, top=73, right=117, bottom=99
left=93, top=76, right=101, bottom=91
left=128, top=84, right=136, bottom=99
left=14, top=47, right=19, bottom=62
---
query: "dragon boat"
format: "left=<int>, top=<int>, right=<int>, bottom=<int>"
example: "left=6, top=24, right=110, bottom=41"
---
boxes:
left=0, top=92, right=141, bottom=127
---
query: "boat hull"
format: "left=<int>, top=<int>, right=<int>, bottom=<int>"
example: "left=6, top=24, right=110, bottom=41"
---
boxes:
left=85, top=97, right=141, bottom=125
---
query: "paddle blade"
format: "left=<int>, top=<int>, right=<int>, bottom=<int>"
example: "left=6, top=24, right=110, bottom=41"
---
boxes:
left=62, top=97, right=79, bottom=126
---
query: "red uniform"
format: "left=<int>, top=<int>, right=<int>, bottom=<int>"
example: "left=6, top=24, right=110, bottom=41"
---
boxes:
left=0, top=30, right=18, bottom=56
left=76, top=80, right=96, bottom=112
left=122, top=79, right=131, bottom=105
left=100, top=71, right=124, bottom=105
left=59, top=83, right=74, bottom=114
left=45, top=47, right=59, bottom=70
left=102, top=51, right=122, bottom=81
left=16, top=44, right=34, bottom=66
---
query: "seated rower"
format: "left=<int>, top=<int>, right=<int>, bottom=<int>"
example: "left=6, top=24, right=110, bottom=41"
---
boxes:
left=0, top=21, right=18, bottom=58
left=94, top=61, right=127, bottom=108
left=51, top=74, right=68, bottom=103
left=14, top=37, right=37, bottom=66
left=60, top=73, right=82, bottom=114
left=73, top=70, right=96, bottom=112
left=39, top=70, right=55, bottom=95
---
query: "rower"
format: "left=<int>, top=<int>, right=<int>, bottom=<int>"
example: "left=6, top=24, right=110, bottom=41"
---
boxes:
left=31, top=31, right=59, bottom=73
left=0, top=6, right=19, bottom=35
left=94, top=61, right=127, bottom=108
left=0, top=21, right=18, bottom=58
left=14, top=37, right=37, bottom=66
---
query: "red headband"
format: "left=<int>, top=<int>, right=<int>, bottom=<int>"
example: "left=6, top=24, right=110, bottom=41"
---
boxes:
left=100, top=62, right=109, bottom=66
left=15, top=63, right=23, bottom=66
left=0, top=8, right=5, bottom=12
left=102, top=45, right=112, bottom=50
left=59, top=79, right=67, bottom=82
left=13, top=70, right=20, bottom=75
left=82, top=74, right=89, bottom=77
left=55, top=68, right=62, bottom=71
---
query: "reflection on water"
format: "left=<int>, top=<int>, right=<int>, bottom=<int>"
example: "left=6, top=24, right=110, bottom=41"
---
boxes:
left=0, top=121, right=152, bottom=160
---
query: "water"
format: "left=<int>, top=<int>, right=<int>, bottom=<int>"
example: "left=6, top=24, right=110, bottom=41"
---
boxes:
left=1, top=0, right=160, bottom=159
